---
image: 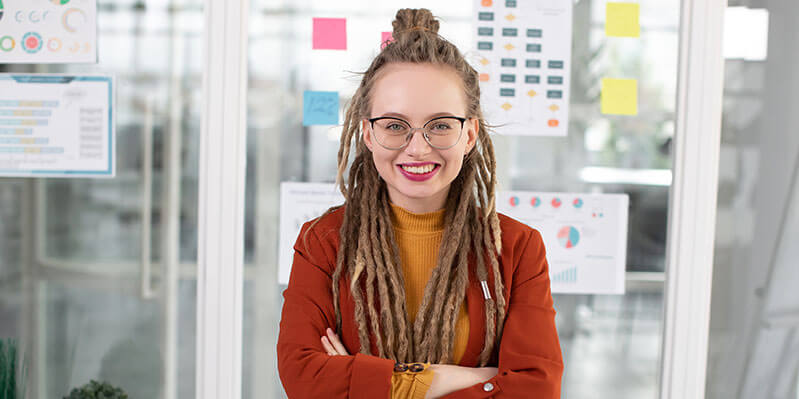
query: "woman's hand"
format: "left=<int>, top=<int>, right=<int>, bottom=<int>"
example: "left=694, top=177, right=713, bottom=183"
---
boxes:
left=424, top=365, right=498, bottom=399
left=320, top=328, right=498, bottom=399
left=321, top=328, right=350, bottom=356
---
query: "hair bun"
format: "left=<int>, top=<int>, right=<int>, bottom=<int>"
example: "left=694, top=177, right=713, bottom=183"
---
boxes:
left=391, top=8, right=440, bottom=35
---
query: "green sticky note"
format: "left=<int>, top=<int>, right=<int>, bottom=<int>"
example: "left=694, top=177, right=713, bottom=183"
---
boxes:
left=606, top=2, right=640, bottom=37
left=601, top=78, right=638, bottom=115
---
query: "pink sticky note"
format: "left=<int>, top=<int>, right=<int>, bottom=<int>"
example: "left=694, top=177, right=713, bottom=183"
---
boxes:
left=313, top=18, right=347, bottom=50
left=381, top=31, right=393, bottom=49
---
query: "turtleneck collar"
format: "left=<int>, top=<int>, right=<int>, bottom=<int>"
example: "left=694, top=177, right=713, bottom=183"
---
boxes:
left=389, top=202, right=446, bottom=233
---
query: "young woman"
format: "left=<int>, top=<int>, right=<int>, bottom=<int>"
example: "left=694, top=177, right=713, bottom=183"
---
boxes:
left=277, top=8, right=563, bottom=399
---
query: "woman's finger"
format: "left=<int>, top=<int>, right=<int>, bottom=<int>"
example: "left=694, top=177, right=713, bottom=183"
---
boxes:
left=326, top=328, right=349, bottom=355
left=321, top=336, right=336, bottom=355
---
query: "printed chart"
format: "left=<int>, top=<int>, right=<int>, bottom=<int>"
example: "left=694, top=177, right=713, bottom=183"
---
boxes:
left=472, top=0, right=573, bottom=136
left=278, top=182, right=344, bottom=285
left=0, top=74, right=114, bottom=177
left=0, top=0, right=97, bottom=63
left=497, top=191, right=629, bottom=294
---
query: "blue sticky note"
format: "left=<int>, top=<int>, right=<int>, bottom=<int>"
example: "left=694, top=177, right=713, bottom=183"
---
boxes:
left=303, top=91, right=339, bottom=126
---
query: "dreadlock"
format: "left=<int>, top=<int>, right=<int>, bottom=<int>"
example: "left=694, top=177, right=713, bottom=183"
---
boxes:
left=307, top=8, right=506, bottom=366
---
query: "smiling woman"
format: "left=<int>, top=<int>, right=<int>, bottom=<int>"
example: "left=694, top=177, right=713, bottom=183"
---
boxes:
left=277, top=8, right=563, bottom=399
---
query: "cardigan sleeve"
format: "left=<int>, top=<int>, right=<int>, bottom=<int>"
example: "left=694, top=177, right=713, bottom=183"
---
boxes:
left=440, top=228, right=564, bottom=399
left=277, top=221, right=395, bottom=399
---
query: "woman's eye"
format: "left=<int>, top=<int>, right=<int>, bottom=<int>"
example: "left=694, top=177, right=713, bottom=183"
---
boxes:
left=432, top=123, right=451, bottom=131
left=387, top=123, right=405, bottom=131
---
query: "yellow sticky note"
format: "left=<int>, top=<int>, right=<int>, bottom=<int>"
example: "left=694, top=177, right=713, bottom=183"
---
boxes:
left=606, top=2, right=640, bottom=37
left=601, top=78, right=638, bottom=115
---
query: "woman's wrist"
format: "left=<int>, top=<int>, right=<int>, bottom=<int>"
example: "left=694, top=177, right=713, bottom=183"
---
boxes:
left=424, top=365, right=498, bottom=399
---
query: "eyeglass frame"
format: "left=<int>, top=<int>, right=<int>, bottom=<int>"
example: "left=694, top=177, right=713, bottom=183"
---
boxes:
left=365, top=115, right=468, bottom=150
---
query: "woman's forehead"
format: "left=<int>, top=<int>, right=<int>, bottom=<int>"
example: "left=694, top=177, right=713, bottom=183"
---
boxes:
left=370, top=63, right=467, bottom=119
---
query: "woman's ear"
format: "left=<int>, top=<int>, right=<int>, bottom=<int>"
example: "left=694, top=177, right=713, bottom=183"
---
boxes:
left=465, top=118, right=479, bottom=155
left=361, top=119, right=373, bottom=151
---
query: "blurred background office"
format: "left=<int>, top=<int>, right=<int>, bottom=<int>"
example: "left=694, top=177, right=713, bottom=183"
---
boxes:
left=0, top=0, right=796, bottom=398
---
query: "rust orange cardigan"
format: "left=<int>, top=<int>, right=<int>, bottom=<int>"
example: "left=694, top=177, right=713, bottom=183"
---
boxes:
left=277, top=206, right=563, bottom=398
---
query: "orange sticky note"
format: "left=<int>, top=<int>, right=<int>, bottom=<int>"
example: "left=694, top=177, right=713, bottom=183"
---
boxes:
left=601, top=78, right=638, bottom=115
left=606, top=3, right=640, bottom=37
left=313, top=18, right=347, bottom=50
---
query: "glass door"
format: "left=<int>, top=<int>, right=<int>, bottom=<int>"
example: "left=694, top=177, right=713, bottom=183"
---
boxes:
left=241, top=0, right=681, bottom=397
left=0, top=0, right=203, bottom=397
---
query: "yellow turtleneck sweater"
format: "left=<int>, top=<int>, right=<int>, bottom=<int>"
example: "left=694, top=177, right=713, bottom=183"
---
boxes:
left=389, top=203, right=470, bottom=399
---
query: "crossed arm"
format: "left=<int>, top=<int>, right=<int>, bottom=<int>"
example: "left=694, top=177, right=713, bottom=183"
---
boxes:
left=320, top=327, right=498, bottom=399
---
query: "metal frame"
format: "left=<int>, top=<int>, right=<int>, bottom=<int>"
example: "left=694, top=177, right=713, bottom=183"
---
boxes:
left=660, top=0, right=726, bottom=397
left=195, top=0, right=250, bottom=398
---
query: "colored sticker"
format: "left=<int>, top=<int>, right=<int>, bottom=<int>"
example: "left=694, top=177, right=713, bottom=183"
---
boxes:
left=500, top=74, right=516, bottom=83
left=22, top=32, right=43, bottom=53
left=502, top=28, right=518, bottom=37
left=478, top=12, right=494, bottom=21
left=303, top=91, right=339, bottom=126
left=381, top=31, right=393, bottom=49
left=548, top=60, right=564, bottom=69
left=478, top=42, right=493, bottom=50
left=601, top=78, right=638, bottom=115
left=500, top=58, right=516, bottom=67
left=606, top=2, right=640, bottom=37
left=526, top=59, right=541, bottom=68
left=547, top=90, right=563, bottom=99
left=500, top=88, right=515, bottom=97
left=527, top=29, right=542, bottom=38
left=526, top=43, right=542, bottom=52
left=312, top=18, right=347, bottom=50
left=525, top=75, right=540, bottom=84
left=478, top=27, right=494, bottom=36
left=548, top=76, right=563, bottom=84
left=0, top=36, right=14, bottom=52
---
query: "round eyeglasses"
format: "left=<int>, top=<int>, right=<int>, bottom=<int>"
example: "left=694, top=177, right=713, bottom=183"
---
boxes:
left=367, top=116, right=467, bottom=150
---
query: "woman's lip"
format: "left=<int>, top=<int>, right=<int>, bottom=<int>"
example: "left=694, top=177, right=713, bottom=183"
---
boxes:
left=396, top=164, right=441, bottom=181
left=397, top=162, right=440, bottom=167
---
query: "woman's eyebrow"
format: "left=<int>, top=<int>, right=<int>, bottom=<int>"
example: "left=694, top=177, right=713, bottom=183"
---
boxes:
left=379, top=111, right=458, bottom=119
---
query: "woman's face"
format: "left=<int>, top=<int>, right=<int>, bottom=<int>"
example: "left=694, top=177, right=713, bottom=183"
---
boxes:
left=363, top=62, right=478, bottom=214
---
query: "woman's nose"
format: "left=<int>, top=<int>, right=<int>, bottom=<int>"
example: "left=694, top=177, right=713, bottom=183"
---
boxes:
left=404, top=129, right=431, bottom=156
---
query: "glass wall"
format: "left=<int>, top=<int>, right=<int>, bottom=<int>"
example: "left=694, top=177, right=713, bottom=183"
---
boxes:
left=0, top=0, right=202, bottom=397
left=244, top=1, right=680, bottom=398
left=706, top=2, right=799, bottom=398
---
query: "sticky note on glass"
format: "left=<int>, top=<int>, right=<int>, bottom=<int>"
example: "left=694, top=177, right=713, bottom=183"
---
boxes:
left=601, top=78, right=638, bottom=115
left=381, top=32, right=393, bottom=49
left=303, top=91, right=339, bottom=126
left=312, top=18, right=347, bottom=50
left=606, top=3, right=640, bottom=37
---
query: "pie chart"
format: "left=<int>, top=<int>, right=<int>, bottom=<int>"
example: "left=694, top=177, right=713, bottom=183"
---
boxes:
left=509, top=196, right=520, bottom=207
left=557, top=226, right=580, bottom=248
left=530, top=196, right=541, bottom=207
left=551, top=197, right=562, bottom=208
left=573, top=198, right=583, bottom=208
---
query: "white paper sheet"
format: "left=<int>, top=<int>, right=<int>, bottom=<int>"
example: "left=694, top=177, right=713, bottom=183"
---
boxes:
left=278, top=182, right=344, bottom=285
left=472, top=0, right=573, bottom=136
left=0, top=74, right=114, bottom=178
left=496, top=190, right=629, bottom=294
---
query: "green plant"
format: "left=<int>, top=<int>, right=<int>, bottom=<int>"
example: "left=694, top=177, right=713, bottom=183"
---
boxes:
left=63, top=380, right=128, bottom=399
left=0, top=338, right=27, bottom=399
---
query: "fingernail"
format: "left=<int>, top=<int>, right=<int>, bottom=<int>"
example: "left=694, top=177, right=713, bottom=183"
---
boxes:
left=327, top=328, right=332, bottom=335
